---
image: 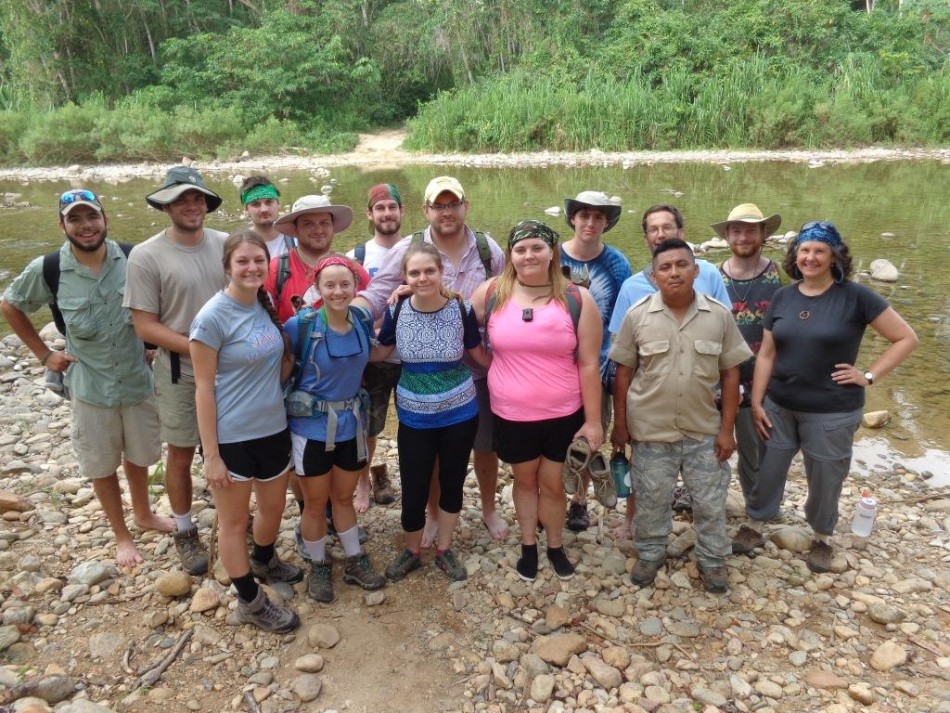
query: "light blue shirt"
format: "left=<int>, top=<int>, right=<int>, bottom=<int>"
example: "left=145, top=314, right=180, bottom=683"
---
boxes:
left=608, top=258, right=732, bottom=335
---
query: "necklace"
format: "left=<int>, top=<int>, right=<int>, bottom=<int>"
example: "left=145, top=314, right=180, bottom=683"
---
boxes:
left=518, top=280, right=553, bottom=288
left=722, top=259, right=765, bottom=305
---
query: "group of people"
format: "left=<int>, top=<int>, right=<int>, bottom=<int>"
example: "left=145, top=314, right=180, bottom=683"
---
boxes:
left=0, top=166, right=917, bottom=633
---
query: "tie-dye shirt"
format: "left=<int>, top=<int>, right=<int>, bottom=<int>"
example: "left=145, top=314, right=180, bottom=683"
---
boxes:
left=560, top=243, right=631, bottom=385
left=718, top=259, right=782, bottom=386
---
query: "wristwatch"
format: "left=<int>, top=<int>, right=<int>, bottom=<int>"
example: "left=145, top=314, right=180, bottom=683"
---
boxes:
left=864, top=371, right=875, bottom=385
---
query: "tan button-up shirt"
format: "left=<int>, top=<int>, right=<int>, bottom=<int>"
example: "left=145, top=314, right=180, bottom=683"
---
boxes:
left=609, top=291, right=752, bottom=443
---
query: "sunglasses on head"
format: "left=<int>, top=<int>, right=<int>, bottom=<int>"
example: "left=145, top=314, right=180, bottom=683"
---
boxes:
left=801, top=220, right=836, bottom=232
left=59, top=189, right=98, bottom=207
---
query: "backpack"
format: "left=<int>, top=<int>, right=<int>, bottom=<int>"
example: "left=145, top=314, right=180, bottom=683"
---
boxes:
left=290, top=305, right=375, bottom=389
left=410, top=230, right=493, bottom=278
left=275, top=251, right=292, bottom=304
left=483, top=279, right=583, bottom=361
left=353, top=242, right=367, bottom=265
left=43, top=242, right=134, bottom=335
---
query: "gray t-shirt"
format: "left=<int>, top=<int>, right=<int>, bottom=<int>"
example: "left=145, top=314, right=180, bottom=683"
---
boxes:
left=123, top=229, right=227, bottom=381
left=189, top=291, right=288, bottom=443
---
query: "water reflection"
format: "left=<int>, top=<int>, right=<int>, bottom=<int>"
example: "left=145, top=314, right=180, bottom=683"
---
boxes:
left=1, top=160, right=948, bottom=471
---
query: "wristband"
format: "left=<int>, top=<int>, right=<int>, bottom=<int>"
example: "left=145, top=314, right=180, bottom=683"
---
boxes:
left=40, top=350, right=53, bottom=366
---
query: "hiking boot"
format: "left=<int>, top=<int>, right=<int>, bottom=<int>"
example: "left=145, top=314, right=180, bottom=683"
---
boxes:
left=235, top=589, right=300, bottom=633
left=385, top=549, right=422, bottom=582
left=547, top=547, right=575, bottom=581
left=434, top=549, right=468, bottom=582
left=806, top=540, right=834, bottom=573
left=343, top=553, right=386, bottom=590
left=294, top=522, right=311, bottom=562
left=699, top=564, right=729, bottom=593
left=371, top=464, right=396, bottom=505
left=630, top=557, right=663, bottom=587
left=174, top=525, right=209, bottom=575
left=588, top=453, right=617, bottom=509
left=307, top=560, right=334, bottom=603
left=566, top=502, right=590, bottom=532
left=250, top=553, right=304, bottom=585
left=731, top=525, right=765, bottom=555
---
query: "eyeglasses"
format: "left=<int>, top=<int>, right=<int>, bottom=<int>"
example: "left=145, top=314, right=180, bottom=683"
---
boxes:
left=645, top=224, right=679, bottom=237
left=59, top=189, right=98, bottom=207
left=426, top=201, right=464, bottom=213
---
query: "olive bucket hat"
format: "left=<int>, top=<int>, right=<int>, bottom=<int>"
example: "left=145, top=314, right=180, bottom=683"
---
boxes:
left=146, top=166, right=222, bottom=212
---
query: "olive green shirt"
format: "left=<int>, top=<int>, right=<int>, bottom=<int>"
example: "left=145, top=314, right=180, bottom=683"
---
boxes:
left=609, top=291, right=752, bottom=443
left=3, top=240, right=153, bottom=407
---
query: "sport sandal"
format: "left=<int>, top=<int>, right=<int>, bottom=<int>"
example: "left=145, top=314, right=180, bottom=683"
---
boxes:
left=563, top=437, right=593, bottom=495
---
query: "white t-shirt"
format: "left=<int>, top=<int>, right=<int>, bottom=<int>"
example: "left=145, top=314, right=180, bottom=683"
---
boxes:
left=265, top=233, right=295, bottom=259
left=346, top=239, right=392, bottom=278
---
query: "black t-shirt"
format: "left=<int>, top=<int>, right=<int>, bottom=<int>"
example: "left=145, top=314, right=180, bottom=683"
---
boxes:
left=763, top=280, right=888, bottom=413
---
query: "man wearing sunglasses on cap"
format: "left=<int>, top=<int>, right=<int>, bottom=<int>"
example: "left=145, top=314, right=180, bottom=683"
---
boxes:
left=1, top=190, right=175, bottom=568
left=123, top=166, right=228, bottom=576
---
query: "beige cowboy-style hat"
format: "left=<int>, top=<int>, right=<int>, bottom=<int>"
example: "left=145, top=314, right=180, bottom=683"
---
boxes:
left=711, top=203, right=782, bottom=239
left=274, top=195, right=354, bottom=237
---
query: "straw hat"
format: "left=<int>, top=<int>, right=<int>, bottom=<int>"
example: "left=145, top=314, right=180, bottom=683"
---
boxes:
left=711, top=203, right=781, bottom=239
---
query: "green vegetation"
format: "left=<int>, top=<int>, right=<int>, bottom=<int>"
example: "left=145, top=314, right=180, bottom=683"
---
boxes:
left=0, top=0, right=947, bottom=164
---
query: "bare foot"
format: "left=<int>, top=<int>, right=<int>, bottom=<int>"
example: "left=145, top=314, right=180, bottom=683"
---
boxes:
left=482, top=510, right=510, bottom=541
left=612, top=520, right=632, bottom=540
left=354, top=474, right=371, bottom=514
left=134, top=512, right=175, bottom=533
left=421, top=519, right=439, bottom=549
left=116, top=539, right=144, bottom=568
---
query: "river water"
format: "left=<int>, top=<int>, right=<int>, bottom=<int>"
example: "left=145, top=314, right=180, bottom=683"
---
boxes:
left=1, top=159, right=948, bottom=484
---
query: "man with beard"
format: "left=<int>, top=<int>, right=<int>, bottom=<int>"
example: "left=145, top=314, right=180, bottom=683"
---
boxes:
left=353, top=176, right=509, bottom=543
left=2, top=190, right=174, bottom=567
left=240, top=175, right=295, bottom=258
left=123, top=166, right=228, bottom=575
left=347, top=184, right=405, bottom=510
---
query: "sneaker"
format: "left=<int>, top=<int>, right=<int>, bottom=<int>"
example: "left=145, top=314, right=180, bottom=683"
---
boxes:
left=250, top=553, right=304, bottom=584
left=294, top=522, right=311, bottom=562
left=566, top=502, right=590, bottom=532
left=235, top=589, right=300, bottom=633
left=343, top=553, right=386, bottom=590
left=806, top=540, right=834, bottom=573
left=516, top=544, right=538, bottom=582
left=562, top=437, right=592, bottom=496
left=434, top=549, right=468, bottom=582
left=630, top=557, right=663, bottom=587
left=588, top=453, right=617, bottom=509
left=385, top=549, right=422, bottom=582
left=370, top=464, right=396, bottom=505
left=546, top=547, right=575, bottom=580
left=307, top=560, right=334, bottom=603
left=699, top=564, right=729, bottom=593
left=731, top=525, right=765, bottom=555
left=174, top=525, right=209, bottom=575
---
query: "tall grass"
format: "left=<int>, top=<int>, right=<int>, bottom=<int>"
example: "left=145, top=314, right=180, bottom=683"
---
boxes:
left=407, top=55, right=950, bottom=153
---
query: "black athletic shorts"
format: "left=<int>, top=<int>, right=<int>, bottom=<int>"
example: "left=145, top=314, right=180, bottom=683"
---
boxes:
left=218, top=428, right=292, bottom=482
left=493, top=407, right=585, bottom=465
left=291, top=433, right=365, bottom=476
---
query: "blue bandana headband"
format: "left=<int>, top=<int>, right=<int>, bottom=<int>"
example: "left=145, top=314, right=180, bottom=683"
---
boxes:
left=796, top=221, right=843, bottom=248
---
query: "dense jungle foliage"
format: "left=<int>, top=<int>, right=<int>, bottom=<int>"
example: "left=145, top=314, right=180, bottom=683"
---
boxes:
left=0, top=0, right=947, bottom=164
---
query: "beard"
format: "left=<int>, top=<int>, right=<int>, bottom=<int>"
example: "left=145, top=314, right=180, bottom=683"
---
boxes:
left=67, top=229, right=107, bottom=253
left=375, top=219, right=402, bottom=237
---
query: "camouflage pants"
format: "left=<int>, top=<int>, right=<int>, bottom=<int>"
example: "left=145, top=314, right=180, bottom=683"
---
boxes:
left=632, top=436, right=731, bottom=567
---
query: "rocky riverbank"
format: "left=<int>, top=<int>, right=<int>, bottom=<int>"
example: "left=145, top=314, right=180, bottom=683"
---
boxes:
left=0, top=328, right=949, bottom=713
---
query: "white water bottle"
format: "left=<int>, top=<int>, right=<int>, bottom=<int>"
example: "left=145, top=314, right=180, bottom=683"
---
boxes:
left=850, top=489, right=878, bottom=537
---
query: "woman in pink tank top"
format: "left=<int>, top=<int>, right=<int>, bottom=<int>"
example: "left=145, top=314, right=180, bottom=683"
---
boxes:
left=471, top=220, right=603, bottom=583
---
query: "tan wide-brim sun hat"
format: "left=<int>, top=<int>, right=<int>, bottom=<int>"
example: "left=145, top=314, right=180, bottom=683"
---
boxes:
left=564, top=190, right=622, bottom=233
left=145, top=165, right=222, bottom=212
left=711, top=203, right=782, bottom=239
left=274, top=195, right=354, bottom=237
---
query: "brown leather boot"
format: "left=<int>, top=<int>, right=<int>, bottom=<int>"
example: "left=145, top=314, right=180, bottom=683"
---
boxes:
left=370, top=464, right=396, bottom=505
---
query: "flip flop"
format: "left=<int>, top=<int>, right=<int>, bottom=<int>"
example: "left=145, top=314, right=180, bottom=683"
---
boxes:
left=588, top=452, right=618, bottom=509
left=563, top=437, right=592, bottom=495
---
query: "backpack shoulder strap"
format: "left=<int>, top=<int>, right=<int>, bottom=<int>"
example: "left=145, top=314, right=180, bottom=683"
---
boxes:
left=118, top=242, right=134, bottom=258
left=348, top=305, right=375, bottom=343
left=565, top=284, right=583, bottom=362
left=276, top=252, right=291, bottom=301
left=474, top=231, right=493, bottom=277
left=482, top=278, right=499, bottom=351
left=42, top=251, right=66, bottom=335
left=410, top=231, right=425, bottom=248
left=292, top=307, right=323, bottom=388
left=353, top=243, right=366, bottom=266
left=392, top=295, right=410, bottom=325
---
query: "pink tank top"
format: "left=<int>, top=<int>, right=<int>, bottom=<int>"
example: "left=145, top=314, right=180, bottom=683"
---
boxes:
left=487, top=297, right=582, bottom=421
